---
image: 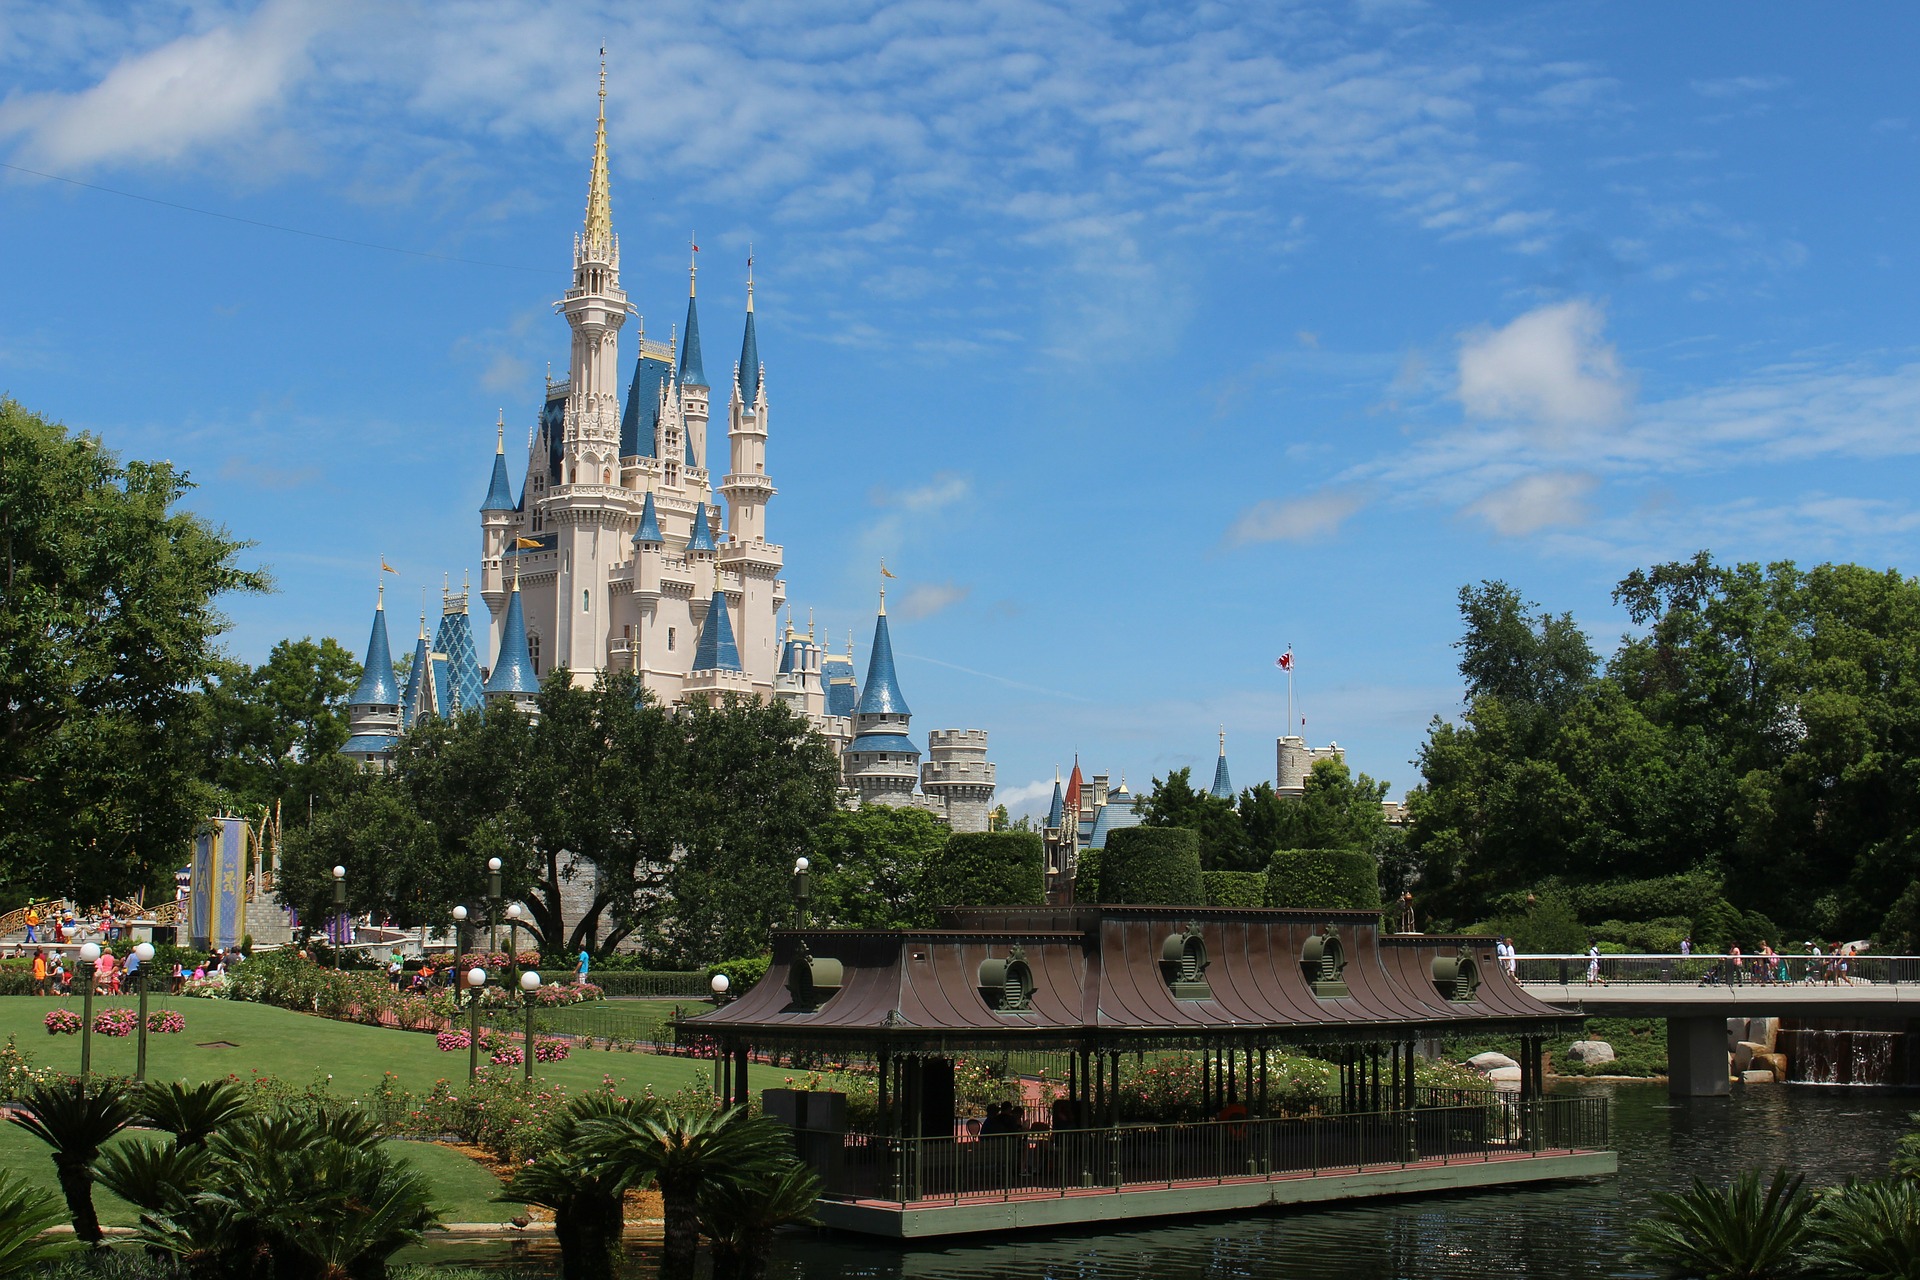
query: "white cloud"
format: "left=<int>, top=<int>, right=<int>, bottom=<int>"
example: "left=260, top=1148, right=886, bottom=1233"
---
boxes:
left=1226, top=488, right=1367, bottom=546
left=995, top=777, right=1059, bottom=815
left=1690, top=75, right=1790, bottom=99
left=893, top=581, right=969, bottom=621
left=1464, top=471, right=1597, bottom=537
left=1456, top=299, right=1633, bottom=432
left=873, top=472, right=970, bottom=513
left=0, top=0, right=328, bottom=169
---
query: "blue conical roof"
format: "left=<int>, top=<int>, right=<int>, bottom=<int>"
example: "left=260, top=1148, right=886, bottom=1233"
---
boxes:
left=680, top=291, right=707, bottom=388
left=686, top=501, right=717, bottom=553
left=434, top=608, right=485, bottom=713
left=401, top=629, right=432, bottom=728
left=481, top=445, right=516, bottom=512
left=620, top=351, right=670, bottom=459
left=1210, top=750, right=1234, bottom=800
left=691, top=590, right=741, bottom=673
left=485, top=585, right=539, bottom=696
left=854, top=609, right=910, bottom=718
left=633, top=490, right=664, bottom=544
left=737, top=300, right=760, bottom=404
left=1045, top=775, right=1064, bottom=829
left=350, top=598, right=399, bottom=706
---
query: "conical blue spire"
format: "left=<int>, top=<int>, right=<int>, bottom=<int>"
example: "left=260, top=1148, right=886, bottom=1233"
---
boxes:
left=401, top=626, right=432, bottom=728
left=854, top=604, right=910, bottom=718
left=620, top=349, right=666, bottom=459
left=679, top=287, right=707, bottom=388
left=1045, top=771, right=1064, bottom=829
left=691, top=590, right=741, bottom=672
left=485, top=582, right=539, bottom=697
left=1210, top=730, right=1234, bottom=800
left=685, top=501, right=717, bottom=553
left=481, top=428, right=516, bottom=512
left=737, top=287, right=760, bottom=404
left=633, top=489, right=663, bottom=545
left=350, top=594, right=400, bottom=706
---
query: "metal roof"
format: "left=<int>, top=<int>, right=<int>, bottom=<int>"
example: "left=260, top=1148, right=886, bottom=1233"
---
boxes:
left=348, top=600, right=399, bottom=707
left=853, top=610, right=910, bottom=718
left=484, top=586, right=539, bottom=696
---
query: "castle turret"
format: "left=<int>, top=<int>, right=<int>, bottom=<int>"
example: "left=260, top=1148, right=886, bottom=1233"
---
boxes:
left=683, top=574, right=752, bottom=701
left=922, top=729, right=996, bottom=832
left=1276, top=735, right=1345, bottom=797
left=679, top=246, right=709, bottom=469
left=842, top=593, right=919, bottom=807
left=1210, top=728, right=1234, bottom=800
left=479, top=416, right=518, bottom=657
left=484, top=573, right=541, bottom=717
left=341, top=586, right=402, bottom=767
left=434, top=579, right=486, bottom=715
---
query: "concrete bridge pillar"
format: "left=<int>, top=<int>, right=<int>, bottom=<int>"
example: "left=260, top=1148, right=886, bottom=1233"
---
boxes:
left=1668, top=1016, right=1731, bottom=1097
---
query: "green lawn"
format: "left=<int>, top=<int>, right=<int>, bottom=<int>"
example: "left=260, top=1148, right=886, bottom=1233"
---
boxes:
left=529, top=997, right=701, bottom=1043
left=0, top=994, right=709, bottom=1098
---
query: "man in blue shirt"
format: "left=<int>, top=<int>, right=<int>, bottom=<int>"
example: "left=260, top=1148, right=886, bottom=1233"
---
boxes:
left=576, top=948, right=591, bottom=984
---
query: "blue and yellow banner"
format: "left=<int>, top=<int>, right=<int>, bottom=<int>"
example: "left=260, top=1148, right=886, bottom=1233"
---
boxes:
left=189, top=817, right=249, bottom=950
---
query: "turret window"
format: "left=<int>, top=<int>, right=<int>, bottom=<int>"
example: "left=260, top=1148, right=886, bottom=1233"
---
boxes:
left=667, top=628, right=677, bottom=651
left=528, top=634, right=542, bottom=675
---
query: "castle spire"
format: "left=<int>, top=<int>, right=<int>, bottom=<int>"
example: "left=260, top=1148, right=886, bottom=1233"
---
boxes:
left=680, top=239, right=708, bottom=388
left=737, top=251, right=760, bottom=403
left=583, top=49, right=613, bottom=257
left=484, top=572, right=539, bottom=702
left=481, top=412, right=517, bottom=511
left=1210, top=727, right=1234, bottom=800
left=349, top=588, right=399, bottom=708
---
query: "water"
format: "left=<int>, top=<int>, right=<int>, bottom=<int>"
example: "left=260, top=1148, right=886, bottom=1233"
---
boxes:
left=420, top=1082, right=1915, bottom=1279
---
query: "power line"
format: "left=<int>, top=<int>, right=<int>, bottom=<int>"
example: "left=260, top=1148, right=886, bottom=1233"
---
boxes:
left=0, top=159, right=546, bottom=273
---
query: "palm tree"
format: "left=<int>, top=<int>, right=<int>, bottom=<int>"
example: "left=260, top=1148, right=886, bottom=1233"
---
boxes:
left=700, top=1161, right=822, bottom=1280
left=138, top=1079, right=252, bottom=1148
left=8, top=1078, right=135, bottom=1244
left=499, top=1094, right=657, bottom=1280
left=92, top=1138, right=211, bottom=1216
left=1805, top=1178, right=1920, bottom=1279
left=1633, top=1167, right=1813, bottom=1280
left=585, top=1106, right=794, bottom=1280
left=0, top=1171, right=80, bottom=1278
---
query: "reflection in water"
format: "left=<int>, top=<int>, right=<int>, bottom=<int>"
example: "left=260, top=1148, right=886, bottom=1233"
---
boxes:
left=413, top=1083, right=1913, bottom=1279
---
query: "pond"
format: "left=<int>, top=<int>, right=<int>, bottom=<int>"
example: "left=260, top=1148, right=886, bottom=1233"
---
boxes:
left=417, top=1081, right=1914, bottom=1279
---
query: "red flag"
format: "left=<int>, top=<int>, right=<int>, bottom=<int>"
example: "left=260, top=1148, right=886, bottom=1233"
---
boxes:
left=1276, top=652, right=1294, bottom=672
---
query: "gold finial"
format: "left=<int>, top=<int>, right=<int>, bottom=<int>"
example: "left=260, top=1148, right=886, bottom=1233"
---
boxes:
left=583, top=48, right=613, bottom=254
left=785, top=609, right=795, bottom=642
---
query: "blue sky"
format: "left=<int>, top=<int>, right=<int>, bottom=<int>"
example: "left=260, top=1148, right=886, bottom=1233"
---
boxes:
left=3, top=2, right=1917, bottom=816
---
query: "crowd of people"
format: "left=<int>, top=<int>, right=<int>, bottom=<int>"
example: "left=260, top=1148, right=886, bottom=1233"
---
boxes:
left=17, top=943, right=240, bottom=996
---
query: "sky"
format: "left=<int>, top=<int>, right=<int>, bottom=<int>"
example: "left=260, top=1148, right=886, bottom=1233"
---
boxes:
left=3, top=1, right=1918, bottom=817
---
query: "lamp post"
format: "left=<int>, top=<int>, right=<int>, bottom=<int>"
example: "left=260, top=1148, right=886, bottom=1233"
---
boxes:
left=132, top=942, right=156, bottom=1083
left=710, top=972, right=731, bottom=1005
left=487, top=855, right=503, bottom=955
left=331, top=865, right=347, bottom=969
left=466, top=967, right=487, bottom=1081
left=505, top=903, right=522, bottom=979
left=792, top=857, right=812, bottom=928
left=519, top=970, right=541, bottom=1085
left=78, top=942, right=101, bottom=1078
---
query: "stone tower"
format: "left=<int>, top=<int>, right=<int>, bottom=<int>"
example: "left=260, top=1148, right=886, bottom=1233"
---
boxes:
left=922, top=730, right=996, bottom=833
left=842, top=593, right=920, bottom=807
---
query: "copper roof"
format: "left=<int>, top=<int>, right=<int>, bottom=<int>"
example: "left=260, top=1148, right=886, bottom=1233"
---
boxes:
left=687, top=906, right=1577, bottom=1052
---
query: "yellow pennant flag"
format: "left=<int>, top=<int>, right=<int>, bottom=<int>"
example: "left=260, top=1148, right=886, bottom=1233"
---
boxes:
left=380, top=559, right=398, bottom=574
left=879, top=559, right=896, bottom=580
left=515, top=537, right=542, bottom=549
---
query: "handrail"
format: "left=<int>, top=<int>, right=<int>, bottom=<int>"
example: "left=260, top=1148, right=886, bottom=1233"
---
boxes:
left=1512, top=952, right=1919, bottom=986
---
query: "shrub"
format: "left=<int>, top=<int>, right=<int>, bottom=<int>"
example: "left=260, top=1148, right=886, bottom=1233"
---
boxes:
left=1632, top=1168, right=1812, bottom=1280
left=1204, top=871, right=1266, bottom=908
left=1099, top=827, right=1204, bottom=905
left=926, top=832, right=1045, bottom=908
left=1805, top=1177, right=1920, bottom=1278
left=1073, top=850, right=1101, bottom=904
left=1264, top=848, right=1379, bottom=911
left=707, top=957, right=771, bottom=995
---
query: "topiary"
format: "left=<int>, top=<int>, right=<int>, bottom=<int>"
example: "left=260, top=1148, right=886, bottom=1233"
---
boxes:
left=1073, top=850, right=1102, bottom=904
left=1264, top=848, right=1379, bottom=911
left=1099, top=827, right=1204, bottom=905
left=1203, top=871, right=1266, bottom=908
left=925, top=832, right=1044, bottom=908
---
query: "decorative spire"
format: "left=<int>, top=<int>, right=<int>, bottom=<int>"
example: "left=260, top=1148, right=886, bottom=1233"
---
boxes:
left=582, top=48, right=613, bottom=257
left=1210, top=729, right=1234, bottom=800
left=737, top=251, right=760, bottom=404
left=853, top=604, right=910, bottom=718
left=484, top=574, right=539, bottom=698
left=1046, top=769, right=1065, bottom=830
left=685, top=500, right=717, bottom=553
left=679, top=249, right=708, bottom=388
left=349, top=590, right=400, bottom=707
left=632, top=489, right=664, bottom=545
left=481, top=413, right=517, bottom=511
left=691, top=587, right=742, bottom=673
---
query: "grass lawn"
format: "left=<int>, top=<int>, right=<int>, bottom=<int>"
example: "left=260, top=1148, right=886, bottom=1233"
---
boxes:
left=529, top=997, right=703, bottom=1043
left=0, top=994, right=709, bottom=1098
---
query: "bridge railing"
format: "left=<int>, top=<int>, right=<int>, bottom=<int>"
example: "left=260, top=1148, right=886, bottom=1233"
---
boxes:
left=1514, top=953, right=1920, bottom=987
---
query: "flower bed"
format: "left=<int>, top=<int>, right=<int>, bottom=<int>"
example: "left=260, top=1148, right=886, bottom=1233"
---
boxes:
left=434, top=1027, right=570, bottom=1063
left=147, top=1010, right=186, bottom=1034
left=43, top=1009, right=81, bottom=1036
left=93, top=1008, right=137, bottom=1037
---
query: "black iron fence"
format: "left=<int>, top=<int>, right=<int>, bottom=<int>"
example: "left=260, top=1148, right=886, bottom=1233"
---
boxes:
left=1514, top=954, right=1920, bottom=987
left=792, top=1093, right=1609, bottom=1206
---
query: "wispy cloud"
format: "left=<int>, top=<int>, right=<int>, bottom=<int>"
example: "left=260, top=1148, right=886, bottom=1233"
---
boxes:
left=1226, top=487, right=1368, bottom=547
left=893, top=581, right=969, bottom=621
left=1464, top=471, right=1596, bottom=537
left=1690, top=75, right=1790, bottom=99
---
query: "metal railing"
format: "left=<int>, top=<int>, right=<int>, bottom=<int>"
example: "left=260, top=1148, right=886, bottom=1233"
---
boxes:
left=793, top=1094, right=1609, bottom=1206
left=1514, top=953, right=1920, bottom=987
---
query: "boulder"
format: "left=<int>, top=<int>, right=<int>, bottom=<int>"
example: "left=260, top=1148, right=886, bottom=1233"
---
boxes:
left=1487, top=1065, right=1522, bottom=1089
left=1748, top=1017, right=1780, bottom=1053
left=1741, top=1068, right=1776, bottom=1085
left=1754, top=1052, right=1788, bottom=1082
left=1565, top=1040, right=1615, bottom=1066
left=1469, top=1051, right=1519, bottom=1072
left=1734, top=1041, right=1769, bottom=1072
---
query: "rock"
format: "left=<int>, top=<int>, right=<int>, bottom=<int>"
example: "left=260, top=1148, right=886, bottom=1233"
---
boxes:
left=1487, top=1065, right=1522, bottom=1089
left=1754, top=1052, right=1788, bottom=1081
left=1734, top=1041, right=1768, bottom=1072
left=1469, top=1051, right=1519, bottom=1072
left=1748, top=1017, right=1780, bottom=1053
left=1727, top=1018, right=1750, bottom=1054
left=1741, top=1068, right=1776, bottom=1084
left=1565, top=1040, right=1615, bottom=1066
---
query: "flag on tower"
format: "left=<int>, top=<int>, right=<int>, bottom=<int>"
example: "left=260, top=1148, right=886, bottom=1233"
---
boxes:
left=381, top=559, right=398, bottom=574
left=880, top=560, right=896, bottom=580
left=1276, top=651, right=1294, bottom=672
left=515, top=537, right=541, bottom=550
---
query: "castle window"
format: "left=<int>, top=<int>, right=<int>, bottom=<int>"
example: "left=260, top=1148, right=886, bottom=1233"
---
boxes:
left=667, top=628, right=676, bottom=651
left=582, top=590, right=591, bottom=613
left=528, top=633, right=542, bottom=675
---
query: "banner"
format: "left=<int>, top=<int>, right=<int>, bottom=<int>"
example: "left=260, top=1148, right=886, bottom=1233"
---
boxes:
left=189, top=817, right=249, bottom=950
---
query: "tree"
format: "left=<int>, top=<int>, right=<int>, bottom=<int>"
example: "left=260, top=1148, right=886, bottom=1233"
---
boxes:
left=277, top=779, right=448, bottom=933
left=1140, top=767, right=1251, bottom=871
left=200, top=636, right=360, bottom=821
left=0, top=399, right=267, bottom=906
left=927, top=832, right=1045, bottom=909
left=7, top=1079, right=134, bottom=1244
left=813, top=806, right=948, bottom=930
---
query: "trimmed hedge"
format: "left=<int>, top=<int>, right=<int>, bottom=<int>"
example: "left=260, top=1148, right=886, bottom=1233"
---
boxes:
left=1264, top=847, right=1380, bottom=911
left=1099, top=827, right=1205, bottom=905
left=927, top=832, right=1045, bottom=907
left=1074, top=849, right=1102, bottom=904
left=1204, top=871, right=1266, bottom=908
left=706, top=956, right=771, bottom=994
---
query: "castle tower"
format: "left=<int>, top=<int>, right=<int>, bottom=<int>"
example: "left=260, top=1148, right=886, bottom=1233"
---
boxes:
left=922, top=730, right=996, bottom=833
left=1276, top=735, right=1345, bottom=797
left=718, top=269, right=784, bottom=691
left=340, top=586, right=401, bottom=768
left=484, top=572, right=541, bottom=718
left=679, top=246, right=709, bottom=468
left=399, top=612, right=440, bottom=729
left=1210, top=728, right=1234, bottom=800
left=434, top=579, right=486, bottom=714
left=842, top=593, right=919, bottom=807
left=548, top=56, right=638, bottom=679
left=683, top=570, right=752, bottom=702
left=479, top=416, right=517, bottom=659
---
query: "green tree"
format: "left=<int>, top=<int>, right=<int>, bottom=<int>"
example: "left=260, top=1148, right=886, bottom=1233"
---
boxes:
left=1140, top=767, right=1251, bottom=871
left=277, top=778, right=448, bottom=933
left=813, top=806, right=949, bottom=929
left=200, top=636, right=361, bottom=821
left=927, top=832, right=1046, bottom=909
left=0, top=399, right=267, bottom=906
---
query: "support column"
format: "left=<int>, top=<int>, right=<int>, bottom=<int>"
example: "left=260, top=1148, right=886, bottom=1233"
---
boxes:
left=1668, top=1016, right=1732, bottom=1097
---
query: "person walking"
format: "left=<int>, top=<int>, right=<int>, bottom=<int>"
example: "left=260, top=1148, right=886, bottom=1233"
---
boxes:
left=124, top=943, right=142, bottom=990
left=23, top=907, right=39, bottom=944
left=1586, top=942, right=1605, bottom=986
left=96, top=946, right=118, bottom=995
left=575, top=947, right=591, bottom=985
left=31, top=949, right=48, bottom=995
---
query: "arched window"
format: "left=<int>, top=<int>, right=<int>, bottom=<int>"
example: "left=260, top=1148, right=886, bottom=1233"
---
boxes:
left=528, top=633, right=542, bottom=675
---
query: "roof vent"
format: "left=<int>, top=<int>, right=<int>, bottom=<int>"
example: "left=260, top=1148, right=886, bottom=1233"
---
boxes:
left=1301, top=926, right=1349, bottom=999
left=977, top=945, right=1033, bottom=1013
left=1431, top=946, right=1480, bottom=1003
left=784, top=941, right=843, bottom=1013
left=1160, top=924, right=1211, bottom=1000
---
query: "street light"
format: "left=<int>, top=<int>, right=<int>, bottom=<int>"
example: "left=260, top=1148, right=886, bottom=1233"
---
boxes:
left=132, top=942, right=156, bottom=1083
left=519, top=970, right=541, bottom=1084
left=466, top=967, right=488, bottom=1081
left=332, top=865, right=347, bottom=969
left=505, top=903, right=522, bottom=978
left=452, top=904, right=469, bottom=963
left=487, top=857, right=503, bottom=953
left=78, top=942, right=101, bottom=1077
left=710, top=972, right=731, bottom=1004
left=792, top=856, right=812, bottom=928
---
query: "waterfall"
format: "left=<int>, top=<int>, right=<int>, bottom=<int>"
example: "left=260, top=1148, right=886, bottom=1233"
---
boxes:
left=1778, top=1028, right=1900, bottom=1086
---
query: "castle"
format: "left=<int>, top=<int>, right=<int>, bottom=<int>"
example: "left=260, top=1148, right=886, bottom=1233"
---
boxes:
left=336, top=65, right=994, bottom=831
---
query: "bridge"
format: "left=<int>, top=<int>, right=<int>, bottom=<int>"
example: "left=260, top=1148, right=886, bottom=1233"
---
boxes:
left=1513, top=953, right=1920, bottom=1096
